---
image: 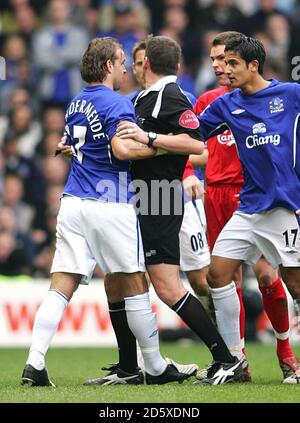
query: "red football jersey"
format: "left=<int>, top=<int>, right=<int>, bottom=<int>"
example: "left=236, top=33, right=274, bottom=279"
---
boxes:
left=194, top=86, right=243, bottom=185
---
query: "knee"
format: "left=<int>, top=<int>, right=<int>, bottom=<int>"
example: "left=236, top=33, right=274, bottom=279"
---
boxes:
left=255, top=270, right=275, bottom=287
left=152, top=278, right=186, bottom=307
left=207, top=267, right=230, bottom=288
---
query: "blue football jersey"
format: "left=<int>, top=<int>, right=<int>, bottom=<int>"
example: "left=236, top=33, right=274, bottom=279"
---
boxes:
left=199, top=80, right=300, bottom=213
left=63, top=84, right=136, bottom=203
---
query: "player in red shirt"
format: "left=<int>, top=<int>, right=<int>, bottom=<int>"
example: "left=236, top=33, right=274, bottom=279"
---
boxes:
left=192, top=31, right=299, bottom=383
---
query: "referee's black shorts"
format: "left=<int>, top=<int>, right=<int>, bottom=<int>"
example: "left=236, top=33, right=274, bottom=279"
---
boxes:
left=138, top=211, right=184, bottom=265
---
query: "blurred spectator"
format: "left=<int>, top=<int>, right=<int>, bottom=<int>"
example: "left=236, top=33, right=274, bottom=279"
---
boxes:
left=32, top=0, right=89, bottom=108
left=38, top=131, right=62, bottom=157
left=247, top=0, right=287, bottom=34
left=3, top=104, right=42, bottom=157
left=0, top=36, right=35, bottom=115
left=98, top=0, right=150, bottom=34
left=159, top=6, right=201, bottom=74
left=0, top=205, right=36, bottom=272
left=1, top=173, right=35, bottom=233
left=42, top=155, right=69, bottom=186
left=196, top=0, right=246, bottom=34
left=265, top=13, right=291, bottom=80
left=15, top=5, right=39, bottom=44
left=70, top=0, right=100, bottom=33
left=98, top=1, right=143, bottom=70
left=145, top=0, right=198, bottom=34
left=0, top=230, right=31, bottom=275
left=42, top=106, right=65, bottom=135
left=194, top=29, right=220, bottom=95
left=2, top=133, right=46, bottom=219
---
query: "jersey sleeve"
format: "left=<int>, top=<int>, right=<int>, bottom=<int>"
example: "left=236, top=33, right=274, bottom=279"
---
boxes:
left=105, top=96, right=136, bottom=141
left=198, top=97, right=228, bottom=140
left=159, top=84, right=203, bottom=141
left=194, top=94, right=208, bottom=116
left=182, top=160, right=195, bottom=180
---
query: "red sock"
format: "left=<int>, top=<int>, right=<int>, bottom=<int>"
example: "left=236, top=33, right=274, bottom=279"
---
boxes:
left=236, top=287, right=246, bottom=355
left=259, top=277, right=293, bottom=360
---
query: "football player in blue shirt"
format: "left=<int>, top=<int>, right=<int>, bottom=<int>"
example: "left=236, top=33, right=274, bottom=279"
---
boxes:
left=197, top=34, right=300, bottom=384
left=21, top=37, right=195, bottom=387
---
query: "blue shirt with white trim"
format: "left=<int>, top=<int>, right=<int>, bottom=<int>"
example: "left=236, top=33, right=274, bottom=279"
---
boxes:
left=63, top=84, right=136, bottom=203
left=199, top=80, right=300, bottom=213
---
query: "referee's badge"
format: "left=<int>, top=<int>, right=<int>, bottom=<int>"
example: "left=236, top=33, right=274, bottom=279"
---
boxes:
left=179, top=110, right=200, bottom=129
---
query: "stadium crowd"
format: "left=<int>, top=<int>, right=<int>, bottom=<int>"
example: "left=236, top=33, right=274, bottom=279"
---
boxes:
left=0, top=0, right=299, bottom=280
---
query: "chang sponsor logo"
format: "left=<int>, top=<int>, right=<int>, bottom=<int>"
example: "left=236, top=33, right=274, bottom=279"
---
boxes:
left=246, top=123, right=281, bottom=149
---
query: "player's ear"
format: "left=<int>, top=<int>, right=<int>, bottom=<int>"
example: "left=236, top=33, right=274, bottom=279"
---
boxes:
left=177, top=62, right=181, bottom=74
left=249, top=60, right=259, bottom=73
left=143, top=57, right=149, bottom=70
left=106, top=59, right=114, bottom=74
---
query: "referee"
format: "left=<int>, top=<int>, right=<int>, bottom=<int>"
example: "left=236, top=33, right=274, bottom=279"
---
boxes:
left=116, top=36, right=242, bottom=381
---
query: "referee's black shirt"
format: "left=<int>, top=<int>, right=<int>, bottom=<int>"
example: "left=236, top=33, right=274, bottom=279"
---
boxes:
left=131, top=75, right=202, bottom=183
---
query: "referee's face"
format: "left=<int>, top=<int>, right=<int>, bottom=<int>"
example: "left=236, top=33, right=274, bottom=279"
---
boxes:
left=112, top=48, right=127, bottom=91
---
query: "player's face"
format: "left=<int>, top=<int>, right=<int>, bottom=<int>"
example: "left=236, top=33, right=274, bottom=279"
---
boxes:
left=210, top=45, right=231, bottom=87
left=133, top=49, right=146, bottom=89
left=224, top=50, right=252, bottom=89
left=112, top=48, right=127, bottom=91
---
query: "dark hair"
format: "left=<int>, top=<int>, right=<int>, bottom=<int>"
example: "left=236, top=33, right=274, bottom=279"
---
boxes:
left=224, top=35, right=266, bottom=75
left=80, top=37, right=122, bottom=83
left=132, top=40, right=146, bottom=62
left=145, top=35, right=181, bottom=76
left=212, top=31, right=244, bottom=47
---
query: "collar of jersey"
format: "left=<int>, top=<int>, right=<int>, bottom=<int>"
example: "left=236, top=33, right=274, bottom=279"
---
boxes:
left=137, top=75, right=177, bottom=100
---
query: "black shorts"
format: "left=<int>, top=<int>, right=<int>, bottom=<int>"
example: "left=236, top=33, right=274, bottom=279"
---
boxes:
left=138, top=212, right=184, bottom=265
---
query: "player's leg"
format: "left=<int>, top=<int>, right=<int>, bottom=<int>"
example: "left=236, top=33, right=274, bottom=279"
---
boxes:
left=254, top=257, right=298, bottom=382
left=103, top=274, right=138, bottom=375
left=277, top=266, right=300, bottom=383
left=22, top=196, right=95, bottom=387
left=206, top=185, right=247, bottom=356
left=208, top=255, right=244, bottom=360
left=208, top=212, right=262, bottom=362
left=253, top=208, right=300, bottom=382
left=83, top=201, right=190, bottom=385
left=22, top=272, right=81, bottom=387
left=148, top=263, right=236, bottom=364
left=180, top=199, right=211, bottom=297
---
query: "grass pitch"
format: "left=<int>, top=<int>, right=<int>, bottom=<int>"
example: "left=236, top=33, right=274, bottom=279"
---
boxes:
left=0, top=343, right=300, bottom=403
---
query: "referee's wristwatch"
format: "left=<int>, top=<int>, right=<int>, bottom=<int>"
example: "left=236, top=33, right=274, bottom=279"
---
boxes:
left=147, top=132, right=158, bottom=148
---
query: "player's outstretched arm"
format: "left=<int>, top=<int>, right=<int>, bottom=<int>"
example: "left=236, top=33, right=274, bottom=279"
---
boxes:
left=111, top=134, right=157, bottom=160
left=117, top=121, right=204, bottom=155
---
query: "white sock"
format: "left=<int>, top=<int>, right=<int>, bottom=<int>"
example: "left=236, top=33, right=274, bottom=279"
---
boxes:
left=210, top=282, right=244, bottom=361
left=125, top=293, right=167, bottom=376
left=27, top=290, right=69, bottom=370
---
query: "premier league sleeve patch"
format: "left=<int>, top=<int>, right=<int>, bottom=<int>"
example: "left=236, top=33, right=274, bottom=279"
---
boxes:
left=179, top=110, right=200, bottom=129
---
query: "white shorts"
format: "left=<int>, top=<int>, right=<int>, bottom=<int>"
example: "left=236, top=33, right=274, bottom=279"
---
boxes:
left=213, top=208, right=300, bottom=268
left=51, top=196, right=145, bottom=283
left=179, top=199, right=211, bottom=271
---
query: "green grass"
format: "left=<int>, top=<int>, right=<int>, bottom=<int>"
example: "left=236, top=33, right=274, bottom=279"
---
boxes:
left=0, top=343, right=300, bottom=403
